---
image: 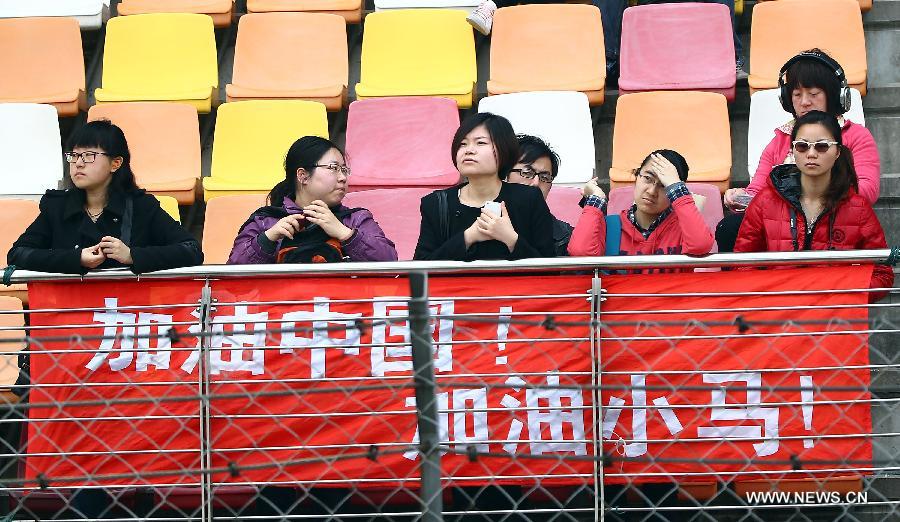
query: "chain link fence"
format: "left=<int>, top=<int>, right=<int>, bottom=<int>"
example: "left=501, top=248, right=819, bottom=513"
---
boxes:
left=0, top=254, right=896, bottom=521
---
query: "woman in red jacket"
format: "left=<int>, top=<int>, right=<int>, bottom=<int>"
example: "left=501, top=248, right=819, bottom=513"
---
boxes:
left=734, top=111, right=893, bottom=302
left=568, top=149, right=714, bottom=268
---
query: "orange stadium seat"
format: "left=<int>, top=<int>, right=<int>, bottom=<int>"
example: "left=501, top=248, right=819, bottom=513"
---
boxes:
left=117, top=0, right=235, bottom=27
left=345, top=97, right=460, bottom=191
left=342, top=188, right=435, bottom=261
left=0, top=200, right=39, bottom=304
left=619, top=3, right=736, bottom=101
left=0, top=17, right=86, bottom=116
left=0, top=296, right=25, bottom=390
left=202, top=194, right=267, bottom=264
left=488, top=4, right=606, bottom=105
left=755, top=0, right=870, bottom=13
left=609, top=91, right=732, bottom=193
left=88, top=103, right=201, bottom=205
left=247, top=0, right=364, bottom=23
left=749, top=0, right=867, bottom=95
left=226, top=13, right=348, bottom=111
left=95, top=13, right=219, bottom=113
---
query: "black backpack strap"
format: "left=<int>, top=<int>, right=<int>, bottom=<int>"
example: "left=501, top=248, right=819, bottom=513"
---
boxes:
left=436, top=191, right=449, bottom=243
left=121, top=196, right=134, bottom=245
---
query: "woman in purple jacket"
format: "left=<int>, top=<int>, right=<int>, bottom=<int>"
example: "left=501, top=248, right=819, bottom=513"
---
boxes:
left=227, top=136, right=397, bottom=264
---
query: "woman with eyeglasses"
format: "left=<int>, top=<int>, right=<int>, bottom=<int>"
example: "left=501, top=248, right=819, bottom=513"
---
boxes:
left=228, top=136, right=397, bottom=264
left=413, top=112, right=556, bottom=261
left=734, top=111, right=892, bottom=302
left=8, top=119, right=203, bottom=274
left=568, top=149, right=714, bottom=265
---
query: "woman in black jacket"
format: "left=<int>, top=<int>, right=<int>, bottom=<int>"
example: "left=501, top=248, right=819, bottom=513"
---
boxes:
left=8, top=120, right=203, bottom=273
left=413, top=113, right=556, bottom=261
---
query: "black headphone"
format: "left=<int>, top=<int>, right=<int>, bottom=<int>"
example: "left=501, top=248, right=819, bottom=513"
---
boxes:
left=778, top=50, right=851, bottom=115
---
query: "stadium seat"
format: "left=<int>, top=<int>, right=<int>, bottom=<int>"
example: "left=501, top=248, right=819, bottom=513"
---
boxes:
left=345, top=97, right=460, bottom=191
left=202, top=194, right=267, bottom=264
left=747, top=88, right=865, bottom=179
left=0, top=0, right=109, bottom=30
left=342, top=188, right=434, bottom=261
left=203, top=100, right=329, bottom=200
left=609, top=91, right=731, bottom=193
left=0, top=104, right=63, bottom=197
left=0, top=296, right=25, bottom=390
left=247, top=0, right=364, bottom=23
left=0, top=200, right=39, bottom=304
left=95, top=13, right=219, bottom=113
left=619, top=3, right=736, bottom=101
left=374, top=0, right=480, bottom=12
left=0, top=17, right=86, bottom=116
left=156, top=195, right=182, bottom=223
left=755, top=0, right=870, bottom=13
left=545, top=186, right=583, bottom=228
left=479, top=91, right=596, bottom=187
left=117, top=0, right=235, bottom=28
left=226, top=13, right=348, bottom=111
left=355, top=9, right=477, bottom=108
left=88, top=102, right=201, bottom=205
left=488, top=4, right=605, bottom=105
left=749, top=0, right=867, bottom=95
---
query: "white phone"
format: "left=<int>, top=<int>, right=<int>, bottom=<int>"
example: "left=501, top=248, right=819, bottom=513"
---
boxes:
left=483, top=201, right=501, bottom=216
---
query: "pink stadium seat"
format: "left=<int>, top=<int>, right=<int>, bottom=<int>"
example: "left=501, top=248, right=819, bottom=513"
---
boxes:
left=619, top=3, right=736, bottom=101
left=341, top=188, right=435, bottom=261
left=607, top=183, right=723, bottom=252
left=346, top=97, right=461, bottom=191
left=545, top=186, right=583, bottom=227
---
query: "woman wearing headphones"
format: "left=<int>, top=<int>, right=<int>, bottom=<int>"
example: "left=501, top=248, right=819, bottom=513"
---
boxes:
left=718, top=49, right=880, bottom=250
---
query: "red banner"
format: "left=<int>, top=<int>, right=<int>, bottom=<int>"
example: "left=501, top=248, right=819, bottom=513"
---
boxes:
left=24, top=266, right=874, bottom=488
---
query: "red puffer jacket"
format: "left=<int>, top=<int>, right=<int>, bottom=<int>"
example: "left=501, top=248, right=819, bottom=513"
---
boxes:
left=734, top=165, right=893, bottom=301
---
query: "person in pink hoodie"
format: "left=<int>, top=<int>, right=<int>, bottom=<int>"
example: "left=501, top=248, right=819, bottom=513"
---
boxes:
left=717, top=49, right=880, bottom=251
left=568, top=149, right=714, bottom=269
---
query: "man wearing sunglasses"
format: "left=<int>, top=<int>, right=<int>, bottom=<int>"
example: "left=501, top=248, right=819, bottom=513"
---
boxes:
left=506, top=135, right=573, bottom=256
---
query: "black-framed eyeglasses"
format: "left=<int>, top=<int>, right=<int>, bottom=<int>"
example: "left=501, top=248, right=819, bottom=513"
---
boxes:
left=510, top=166, right=554, bottom=184
left=64, top=151, right=111, bottom=164
left=791, top=139, right=838, bottom=154
left=314, top=163, right=352, bottom=177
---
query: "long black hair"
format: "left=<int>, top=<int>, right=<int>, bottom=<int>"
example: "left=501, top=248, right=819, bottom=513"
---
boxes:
left=65, top=119, right=140, bottom=194
left=791, top=110, right=857, bottom=213
left=268, top=136, right=344, bottom=206
left=451, top=113, right=520, bottom=180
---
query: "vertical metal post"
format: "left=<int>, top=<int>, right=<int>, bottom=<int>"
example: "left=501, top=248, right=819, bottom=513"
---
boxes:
left=408, top=271, right=444, bottom=522
left=591, top=270, right=605, bottom=522
left=196, top=280, right=215, bottom=522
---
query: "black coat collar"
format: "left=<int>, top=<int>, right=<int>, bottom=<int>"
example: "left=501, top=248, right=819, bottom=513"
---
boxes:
left=62, top=187, right=128, bottom=220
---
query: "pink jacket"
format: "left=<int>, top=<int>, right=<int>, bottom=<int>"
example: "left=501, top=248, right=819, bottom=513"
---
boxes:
left=748, top=120, right=880, bottom=204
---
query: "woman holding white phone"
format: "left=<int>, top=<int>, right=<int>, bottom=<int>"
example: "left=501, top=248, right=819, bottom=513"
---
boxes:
left=413, top=113, right=556, bottom=261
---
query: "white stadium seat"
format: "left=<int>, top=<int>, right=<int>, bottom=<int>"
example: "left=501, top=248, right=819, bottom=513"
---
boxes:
left=0, top=103, right=63, bottom=197
left=0, top=0, right=109, bottom=30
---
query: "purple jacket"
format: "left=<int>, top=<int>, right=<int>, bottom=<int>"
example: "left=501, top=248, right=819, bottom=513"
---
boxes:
left=227, top=197, right=398, bottom=264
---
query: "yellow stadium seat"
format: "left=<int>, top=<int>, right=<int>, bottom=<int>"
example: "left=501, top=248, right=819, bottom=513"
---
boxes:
left=0, top=296, right=25, bottom=391
left=610, top=91, right=732, bottom=193
left=95, top=13, right=219, bottom=113
left=202, top=100, right=329, bottom=201
left=355, top=9, right=477, bottom=108
left=488, top=4, right=605, bottom=105
left=117, top=0, right=235, bottom=27
left=155, top=195, right=182, bottom=223
left=754, top=0, right=870, bottom=12
left=749, top=0, right=867, bottom=95
left=202, top=194, right=267, bottom=264
left=0, top=200, right=39, bottom=304
left=226, top=13, right=348, bottom=111
left=247, top=0, right=364, bottom=23
left=88, top=102, right=201, bottom=205
left=0, top=17, right=85, bottom=116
